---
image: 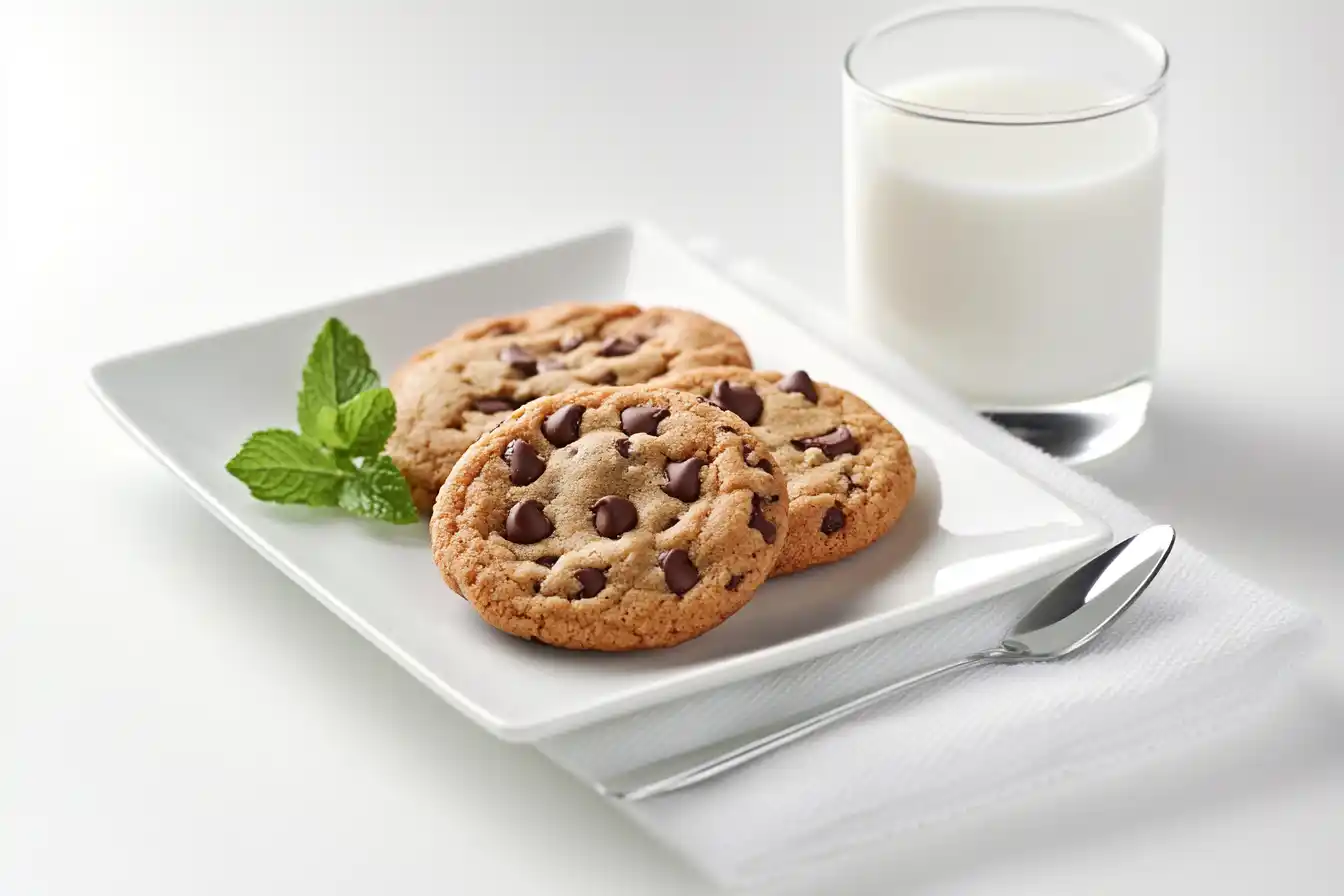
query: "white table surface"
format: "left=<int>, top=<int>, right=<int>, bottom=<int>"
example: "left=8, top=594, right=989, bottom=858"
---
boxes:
left=5, top=1, right=1343, bottom=893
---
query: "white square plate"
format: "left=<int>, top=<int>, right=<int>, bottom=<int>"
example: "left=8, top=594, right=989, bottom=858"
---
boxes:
left=90, top=222, right=1110, bottom=742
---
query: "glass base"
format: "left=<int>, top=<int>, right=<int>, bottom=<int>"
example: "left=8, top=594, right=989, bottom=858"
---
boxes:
left=978, top=379, right=1152, bottom=464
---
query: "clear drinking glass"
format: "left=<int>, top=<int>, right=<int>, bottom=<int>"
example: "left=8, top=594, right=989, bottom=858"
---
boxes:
left=843, top=6, right=1169, bottom=462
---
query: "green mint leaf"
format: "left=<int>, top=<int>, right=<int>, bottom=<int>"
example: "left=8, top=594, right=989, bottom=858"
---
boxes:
left=337, top=455, right=418, bottom=524
left=297, top=318, right=380, bottom=439
left=230, top=319, right=412, bottom=525
left=312, top=405, right=346, bottom=450
left=336, top=387, right=396, bottom=457
left=225, top=429, right=347, bottom=505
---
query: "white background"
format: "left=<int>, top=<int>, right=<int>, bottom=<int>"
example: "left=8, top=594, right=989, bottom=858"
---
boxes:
left=5, top=1, right=1343, bottom=893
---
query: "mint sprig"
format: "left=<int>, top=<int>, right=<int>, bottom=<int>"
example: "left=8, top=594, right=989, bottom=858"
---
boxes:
left=226, top=319, right=417, bottom=524
left=337, top=455, right=418, bottom=521
left=334, top=387, right=397, bottom=457
left=224, top=429, right=346, bottom=505
left=297, top=318, right=382, bottom=439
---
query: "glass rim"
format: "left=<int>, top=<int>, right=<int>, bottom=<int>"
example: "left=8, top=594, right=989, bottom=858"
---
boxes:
left=842, top=4, right=1170, bottom=126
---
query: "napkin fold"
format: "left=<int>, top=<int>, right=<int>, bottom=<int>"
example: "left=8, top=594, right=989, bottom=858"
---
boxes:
left=535, top=250, right=1317, bottom=888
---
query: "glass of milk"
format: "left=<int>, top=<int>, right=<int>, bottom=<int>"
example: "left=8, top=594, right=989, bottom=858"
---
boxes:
left=843, top=6, right=1169, bottom=462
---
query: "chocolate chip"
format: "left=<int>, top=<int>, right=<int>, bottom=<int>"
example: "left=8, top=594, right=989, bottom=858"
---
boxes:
left=574, top=568, right=606, bottom=599
left=821, top=506, right=846, bottom=535
left=536, top=356, right=568, bottom=373
left=615, top=438, right=632, bottom=458
left=594, top=370, right=618, bottom=385
left=710, top=380, right=763, bottom=425
left=473, top=396, right=516, bottom=414
left=502, top=439, right=544, bottom=485
left=778, top=370, right=818, bottom=403
left=532, top=581, right=541, bottom=594
left=726, top=574, right=744, bottom=591
left=663, top=457, right=704, bottom=502
left=536, top=556, right=559, bottom=567
left=593, top=495, right=638, bottom=538
left=598, top=336, right=640, bottom=357
left=559, top=333, right=585, bottom=352
left=792, top=426, right=858, bottom=458
left=659, top=549, right=699, bottom=595
left=620, top=406, right=668, bottom=436
left=748, top=494, right=777, bottom=544
left=542, top=404, right=585, bottom=446
left=499, top=343, right=537, bottom=377
left=505, top=500, right=552, bottom=544
left=747, top=454, right=773, bottom=473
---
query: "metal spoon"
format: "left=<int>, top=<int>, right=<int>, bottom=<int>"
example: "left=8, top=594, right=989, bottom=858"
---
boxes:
left=598, top=524, right=1176, bottom=801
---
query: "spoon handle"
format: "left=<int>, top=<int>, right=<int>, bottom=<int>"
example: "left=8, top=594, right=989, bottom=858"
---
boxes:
left=596, top=650, right=1006, bottom=801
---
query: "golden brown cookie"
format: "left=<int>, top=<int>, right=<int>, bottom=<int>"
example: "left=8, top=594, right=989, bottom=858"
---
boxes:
left=650, top=367, right=914, bottom=576
left=431, top=387, right=789, bottom=650
left=387, top=303, right=752, bottom=511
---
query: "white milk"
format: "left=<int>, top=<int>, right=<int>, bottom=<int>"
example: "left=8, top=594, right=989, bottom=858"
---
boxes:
left=844, top=69, right=1164, bottom=407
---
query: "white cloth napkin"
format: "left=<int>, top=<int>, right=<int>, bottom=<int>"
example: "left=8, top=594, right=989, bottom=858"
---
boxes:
left=534, top=252, right=1317, bottom=888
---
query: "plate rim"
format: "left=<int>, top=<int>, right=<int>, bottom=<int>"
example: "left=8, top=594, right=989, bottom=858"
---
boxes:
left=89, top=219, right=1111, bottom=742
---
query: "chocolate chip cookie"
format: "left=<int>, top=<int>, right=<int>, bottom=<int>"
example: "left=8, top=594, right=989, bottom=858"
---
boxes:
left=650, top=367, right=915, bottom=576
left=387, top=303, right=753, bottom=511
left=431, top=387, right=789, bottom=650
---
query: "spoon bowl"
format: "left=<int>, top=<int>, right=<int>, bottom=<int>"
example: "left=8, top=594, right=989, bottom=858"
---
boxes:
left=1002, top=523, right=1175, bottom=659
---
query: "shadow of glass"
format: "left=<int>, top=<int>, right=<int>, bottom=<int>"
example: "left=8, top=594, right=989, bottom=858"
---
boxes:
left=1084, top=390, right=1344, bottom=604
